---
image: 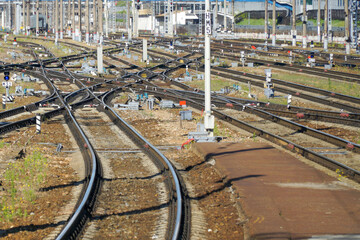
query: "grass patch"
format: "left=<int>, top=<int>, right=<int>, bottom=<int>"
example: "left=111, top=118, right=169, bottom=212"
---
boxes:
left=0, top=150, right=48, bottom=222
left=17, top=38, right=80, bottom=57
left=272, top=72, right=360, bottom=98
left=189, top=77, right=233, bottom=91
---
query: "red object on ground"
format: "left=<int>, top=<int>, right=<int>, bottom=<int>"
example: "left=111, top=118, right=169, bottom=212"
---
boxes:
left=225, top=103, right=234, bottom=108
left=195, top=142, right=360, bottom=238
left=296, top=113, right=305, bottom=118
left=181, top=138, right=194, bottom=149
left=340, top=112, right=350, bottom=118
left=346, top=142, right=354, bottom=150
left=179, top=101, right=186, bottom=106
left=287, top=143, right=295, bottom=150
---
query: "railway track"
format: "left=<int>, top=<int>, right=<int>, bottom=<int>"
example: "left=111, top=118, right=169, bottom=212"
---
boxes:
left=1, top=35, right=360, bottom=239
left=0, top=39, right=190, bottom=239
left=137, top=44, right=360, bottom=113
left=134, top=86, right=360, bottom=182
left=211, top=38, right=360, bottom=67
left=213, top=51, right=360, bottom=84
left=93, top=44, right=360, bottom=184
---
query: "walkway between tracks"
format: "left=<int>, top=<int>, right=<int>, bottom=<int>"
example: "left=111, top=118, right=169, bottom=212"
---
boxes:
left=195, top=142, right=360, bottom=239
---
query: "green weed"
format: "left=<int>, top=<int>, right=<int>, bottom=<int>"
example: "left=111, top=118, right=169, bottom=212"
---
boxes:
left=0, top=150, right=48, bottom=221
left=0, top=140, right=8, bottom=148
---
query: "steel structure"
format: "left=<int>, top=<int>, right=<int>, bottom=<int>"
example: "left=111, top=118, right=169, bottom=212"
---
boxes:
left=350, top=0, right=360, bottom=52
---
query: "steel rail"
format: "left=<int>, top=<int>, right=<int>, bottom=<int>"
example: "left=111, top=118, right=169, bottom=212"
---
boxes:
left=52, top=45, right=186, bottom=239
left=138, top=87, right=360, bottom=183
left=175, top=92, right=360, bottom=127
left=102, top=89, right=184, bottom=240
left=33, top=49, right=103, bottom=240
left=162, top=88, right=360, bottom=149
left=142, top=46, right=360, bottom=113
left=211, top=66, right=360, bottom=105
left=216, top=51, right=360, bottom=84
left=196, top=66, right=360, bottom=113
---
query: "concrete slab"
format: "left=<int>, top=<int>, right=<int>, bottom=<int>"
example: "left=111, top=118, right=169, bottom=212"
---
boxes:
left=195, top=142, right=360, bottom=239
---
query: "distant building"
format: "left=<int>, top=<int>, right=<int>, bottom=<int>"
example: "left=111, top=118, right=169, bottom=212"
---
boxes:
left=138, top=9, right=198, bottom=32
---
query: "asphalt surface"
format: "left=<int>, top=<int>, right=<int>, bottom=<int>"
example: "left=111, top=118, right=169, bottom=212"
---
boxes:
left=195, top=141, right=360, bottom=239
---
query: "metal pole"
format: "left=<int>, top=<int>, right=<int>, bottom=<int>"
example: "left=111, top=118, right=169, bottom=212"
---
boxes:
left=317, top=0, right=321, bottom=42
left=68, top=0, right=71, bottom=36
left=151, top=0, right=155, bottom=33
left=224, top=0, right=227, bottom=31
left=93, top=0, right=97, bottom=41
left=272, top=0, right=276, bottom=46
left=175, top=1, right=177, bottom=35
left=26, top=0, right=30, bottom=35
left=292, top=0, right=296, bottom=46
left=133, top=0, right=138, bottom=37
left=15, top=3, right=21, bottom=34
left=302, top=0, right=307, bottom=48
left=7, top=0, right=10, bottom=29
left=345, top=0, right=350, bottom=54
left=143, top=38, right=147, bottom=61
left=324, top=0, right=328, bottom=50
left=45, top=0, right=48, bottom=36
left=168, top=0, right=173, bottom=37
left=55, top=0, right=59, bottom=41
left=98, top=0, right=103, bottom=41
left=105, top=0, right=109, bottom=37
left=72, top=0, right=75, bottom=39
left=78, top=0, right=82, bottom=41
left=204, top=0, right=214, bottom=134
left=127, top=0, right=131, bottom=40
left=86, top=0, right=89, bottom=43
left=22, top=0, right=26, bottom=34
left=36, top=0, right=39, bottom=36
left=213, top=0, right=218, bottom=33
left=60, top=0, right=63, bottom=39
left=265, top=0, right=268, bottom=40
left=97, top=44, right=103, bottom=73
left=232, top=0, right=235, bottom=32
